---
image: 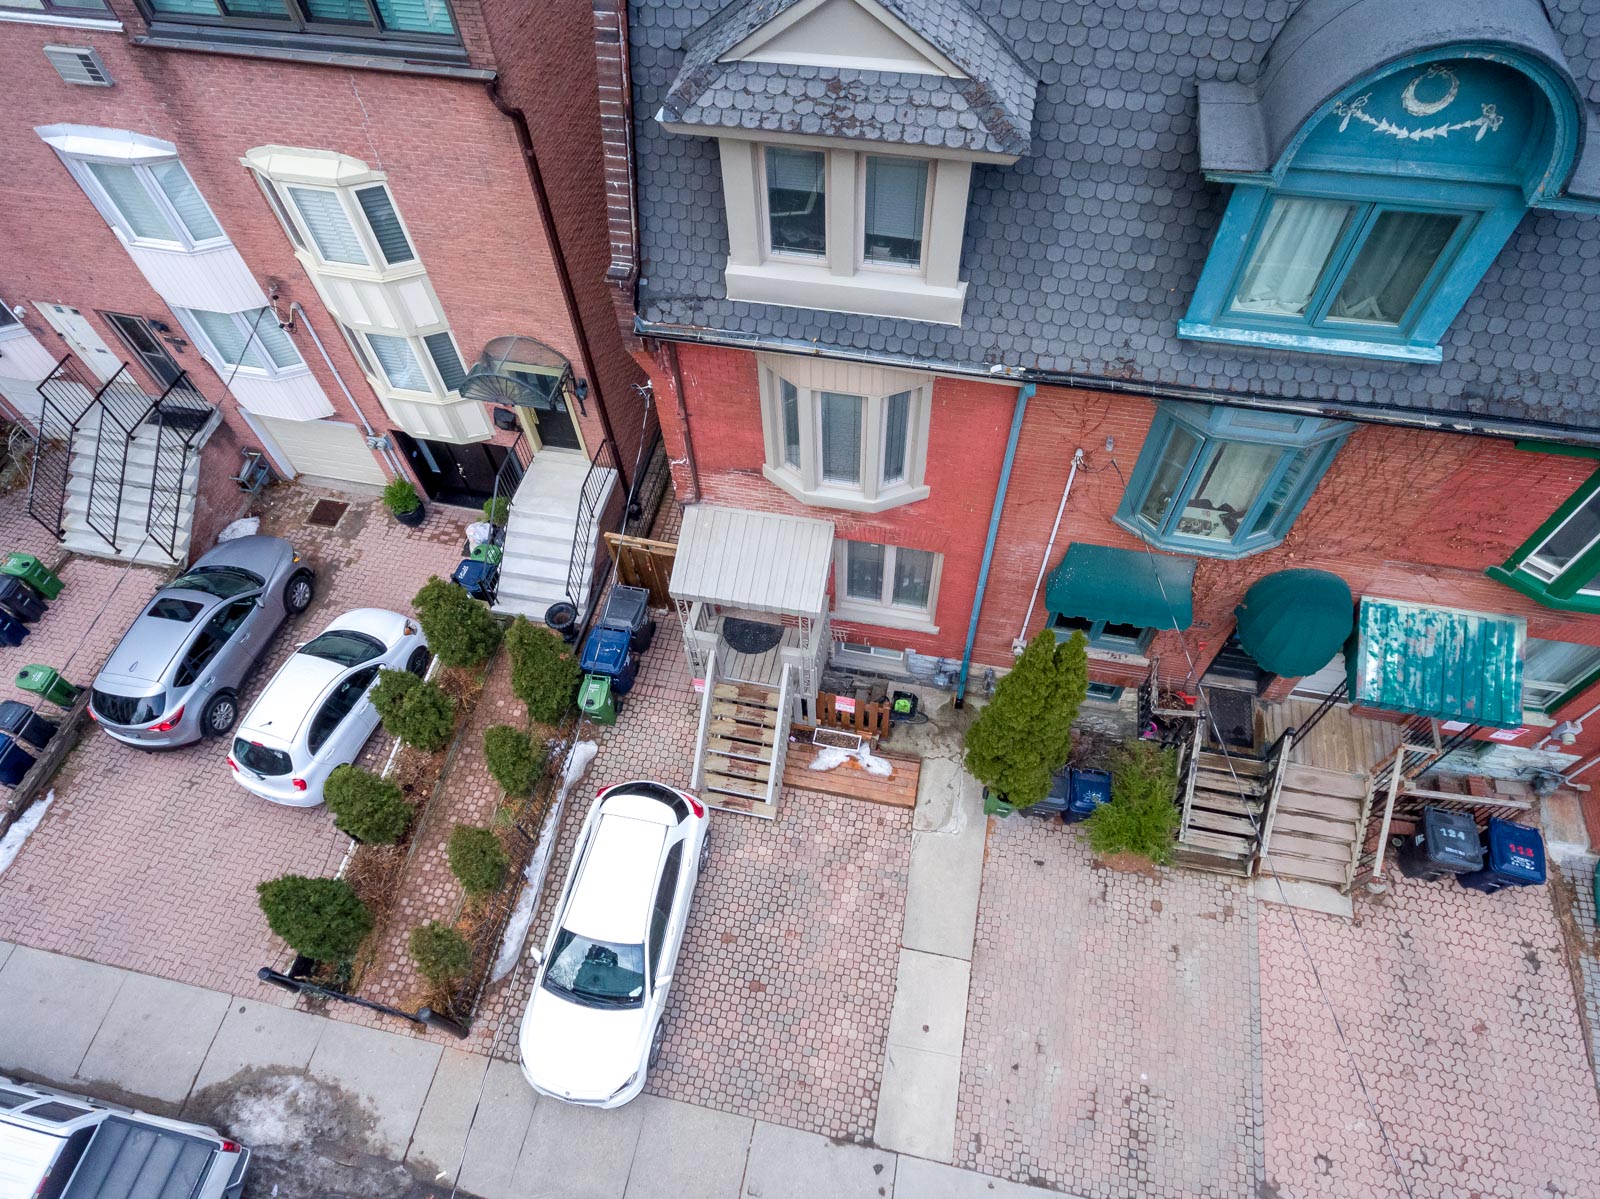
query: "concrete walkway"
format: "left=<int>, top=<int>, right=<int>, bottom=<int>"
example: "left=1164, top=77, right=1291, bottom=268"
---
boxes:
left=0, top=940, right=1069, bottom=1199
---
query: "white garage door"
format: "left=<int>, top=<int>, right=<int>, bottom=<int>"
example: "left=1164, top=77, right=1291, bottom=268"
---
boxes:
left=258, top=416, right=387, bottom=486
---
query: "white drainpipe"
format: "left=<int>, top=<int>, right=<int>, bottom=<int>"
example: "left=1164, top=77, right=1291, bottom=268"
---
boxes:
left=1013, top=447, right=1084, bottom=654
left=287, top=301, right=405, bottom=478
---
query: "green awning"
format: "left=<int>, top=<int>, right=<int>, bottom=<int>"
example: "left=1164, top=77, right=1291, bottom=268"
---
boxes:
left=1045, top=543, right=1194, bottom=631
left=1349, top=599, right=1525, bottom=728
left=1233, top=569, right=1353, bottom=678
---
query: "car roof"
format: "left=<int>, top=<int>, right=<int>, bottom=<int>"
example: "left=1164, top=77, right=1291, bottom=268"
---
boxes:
left=98, top=592, right=223, bottom=685
left=564, top=812, right=668, bottom=945
left=0, top=1120, right=63, bottom=1194
left=238, top=653, right=348, bottom=746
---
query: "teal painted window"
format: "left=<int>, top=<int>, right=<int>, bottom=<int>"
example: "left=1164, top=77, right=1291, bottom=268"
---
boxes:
left=1085, top=682, right=1125, bottom=703
left=1488, top=468, right=1600, bottom=615
left=1115, top=403, right=1349, bottom=559
left=139, top=0, right=459, bottom=51
left=1182, top=54, right=1580, bottom=363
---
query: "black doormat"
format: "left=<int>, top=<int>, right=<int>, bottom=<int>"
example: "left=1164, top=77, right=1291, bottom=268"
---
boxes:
left=1203, top=685, right=1257, bottom=751
left=306, top=499, right=349, bottom=528
left=721, top=617, right=784, bottom=655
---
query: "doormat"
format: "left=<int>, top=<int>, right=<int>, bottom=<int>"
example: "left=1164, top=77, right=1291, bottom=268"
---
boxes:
left=1202, top=685, right=1256, bottom=751
left=306, top=500, right=348, bottom=528
left=721, top=617, right=784, bottom=655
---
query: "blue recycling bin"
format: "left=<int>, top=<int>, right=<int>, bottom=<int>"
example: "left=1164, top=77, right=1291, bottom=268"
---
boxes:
left=1063, top=768, right=1114, bottom=823
left=0, top=611, right=28, bottom=648
left=451, top=558, right=499, bottom=604
left=0, top=700, right=56, bottom=749
left=1456, top=817, right=1547, bottom=894
left=0, top=734, right=35, bottom=787
left=580, top=625, right=639, bottom=696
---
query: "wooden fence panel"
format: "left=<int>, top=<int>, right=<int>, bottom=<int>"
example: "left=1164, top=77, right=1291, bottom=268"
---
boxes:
left=813, top=692, right=891, bottom=743
left=604, top=533, right=676, bottom=607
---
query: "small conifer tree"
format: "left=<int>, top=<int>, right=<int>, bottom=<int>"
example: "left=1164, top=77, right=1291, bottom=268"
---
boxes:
left=964, top=629, right=1088, bottom=809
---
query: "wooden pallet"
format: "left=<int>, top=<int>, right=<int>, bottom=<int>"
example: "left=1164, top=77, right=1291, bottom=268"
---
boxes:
left=782, top=740, right=920, bottom=808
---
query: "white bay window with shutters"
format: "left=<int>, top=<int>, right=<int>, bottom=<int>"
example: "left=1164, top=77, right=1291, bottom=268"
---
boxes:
left=757, top=352, right=931, bottom=513
left=834, top=539, right=942, bottom=633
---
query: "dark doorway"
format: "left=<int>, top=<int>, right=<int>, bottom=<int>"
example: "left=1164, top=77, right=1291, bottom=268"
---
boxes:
left=391, top=431, right=508, bottom=508
left=102, top=313, right=182, bottom=388
left=533, top=399, right=583, bottom=451
left=1202, top=632, right=1271, bottom=694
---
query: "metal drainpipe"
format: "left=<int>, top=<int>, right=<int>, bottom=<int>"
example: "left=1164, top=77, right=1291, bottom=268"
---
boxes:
left=956, top=382, right=1035, bottom=708
left=1013, top=446, right=1083, bottom=654
left=486, top=77, right=628, bottom=495
left=664, top=340, right=702, bottom=502
left=287, top=302, right=404, bottom=478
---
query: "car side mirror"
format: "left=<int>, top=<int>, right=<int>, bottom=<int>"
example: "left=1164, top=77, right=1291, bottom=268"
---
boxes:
left=528, top=945, right=543, bottom=966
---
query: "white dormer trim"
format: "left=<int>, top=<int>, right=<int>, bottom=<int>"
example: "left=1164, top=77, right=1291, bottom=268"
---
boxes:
left=721, top=0, right=963, bottom=79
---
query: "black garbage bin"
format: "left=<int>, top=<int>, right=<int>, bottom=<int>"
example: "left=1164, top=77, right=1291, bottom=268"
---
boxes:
left=1026, top=766, right=1073, bottom=818
left=0, top=577, right=46, bottom=624
left=1456, top=817, right=1547, bottom=894
left=0, top=700, right=57, bottom=750
left=0, top=734, right=35, bottom=786
left=599, top=584, right=657, bottom=652
left=1396, top=806, right=1484, bottom=881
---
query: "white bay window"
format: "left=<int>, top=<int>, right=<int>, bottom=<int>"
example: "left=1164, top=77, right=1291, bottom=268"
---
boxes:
left=835, top=540, right=941, bottom=632
left=177, top=307, right=306, bottom=378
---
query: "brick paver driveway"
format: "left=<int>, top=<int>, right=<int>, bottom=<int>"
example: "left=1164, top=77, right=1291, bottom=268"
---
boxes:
left=955, top=817, right=1263, bottom=1198
left=0, top=485, right=468, bottom=993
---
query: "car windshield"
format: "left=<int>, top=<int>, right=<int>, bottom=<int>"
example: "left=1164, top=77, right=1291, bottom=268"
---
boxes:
left=91, top=688, right=165, bottom=726
left=300, top=630, right=385, bottom=667
left=169, top=566, right=262, bottom=598
left=146, top=597, right=203, bottom=623
left=543, top=928, right=646, bottom=1008
left=232, top=737, right=293, bottom=777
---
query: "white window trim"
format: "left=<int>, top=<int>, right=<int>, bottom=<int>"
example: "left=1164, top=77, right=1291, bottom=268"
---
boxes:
left=173, top=306, right=308, bottom=382
left=357, top=328, right=469, bottom=400
left=832, top=541, right=941, bottom=633
left=247, top=162, right=422, bottom=283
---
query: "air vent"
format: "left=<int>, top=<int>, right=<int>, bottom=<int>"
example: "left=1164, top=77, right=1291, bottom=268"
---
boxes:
left=44, top=45, right=112, bottom=87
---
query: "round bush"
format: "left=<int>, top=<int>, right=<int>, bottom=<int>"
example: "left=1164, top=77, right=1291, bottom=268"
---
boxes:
left=483, top=725, right=546, bottom=796
left=409, top=921, right=473, bottom=985
left=481, top=496, right=510, bottom=526
left=371, top=668, right=458, bottom=752
left=506, top=616, right=582, bottom=724
left=382, top=477, right=420, bottom=515
left=257, top=875, right=373, bottom=962
left=411, top=576, right=501, bottom=668
left=448, top=824, right=509, bottom=897
left=324, top=765, right=412, bottom=844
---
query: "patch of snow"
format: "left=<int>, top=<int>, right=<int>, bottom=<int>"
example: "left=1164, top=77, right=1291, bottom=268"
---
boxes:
left=0, top=790, right=52, bottom=876
left=857, top=745, right=894, bottom=777
left=807, top=746, right=853, bottom=772
left=216, top=517, right=260, bottom=542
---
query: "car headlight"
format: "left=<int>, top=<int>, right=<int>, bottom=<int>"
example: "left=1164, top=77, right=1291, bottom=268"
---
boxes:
left=610, top=1070, right=640, bottom=1099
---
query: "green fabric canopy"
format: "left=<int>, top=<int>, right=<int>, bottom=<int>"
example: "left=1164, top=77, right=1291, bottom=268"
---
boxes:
left=1045, top=543, right=1195, bottom=630
left=1232, top=569, right=1353, bottom=678
left=1349, top=599, right=1525, bottom=728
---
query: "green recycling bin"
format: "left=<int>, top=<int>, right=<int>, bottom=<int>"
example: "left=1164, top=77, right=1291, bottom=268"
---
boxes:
left=579, top=673, right=617, bottom=725
left=15, top=665, right=81, bottom=709
left=469, top=541, right=504, bottom=566
left=1, top=553, right=63, bottom=601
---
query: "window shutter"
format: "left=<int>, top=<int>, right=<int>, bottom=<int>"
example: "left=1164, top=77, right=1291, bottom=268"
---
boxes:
left=423, top=332, right=466, bottom=391
left=366, top=333, right=428, bottom=391
left=149, top=161, right=222, bottom=242
left=883, top=390, right=911, bottom=484
left=86, top=162, right=177, bottom=241
left=819, top=392, right=861, bottom=484
left=188, top=309, right=260, bottom=369
left=373, top=0, right=456, bottom=35
left=865, top=158, right=927, bottom=241
left=220, top=0, right=291, bottom=15
left=767, top=147, right=824, bottom=194
left=247, top=310, right=303, bottom=369
left=149, top=0, right=221, bottom=15
left=287, top=186, right=368, bottom=265
left=355, top=186, right=415, bottom=265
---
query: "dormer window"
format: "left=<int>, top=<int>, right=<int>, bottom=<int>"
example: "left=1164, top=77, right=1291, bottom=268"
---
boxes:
left=765, top=147, right=826, bottom=257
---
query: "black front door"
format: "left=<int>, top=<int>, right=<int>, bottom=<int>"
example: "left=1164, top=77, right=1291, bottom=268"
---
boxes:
left=1202, top=632, right=1271, bottom=693
left=103, top=313, right=182, bottom=388
left=534, top=400, right=583, bottom=451
left=391, top=431, right=508, bottom=508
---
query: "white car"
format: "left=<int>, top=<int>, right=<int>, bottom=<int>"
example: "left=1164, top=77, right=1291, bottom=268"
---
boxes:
left=229, top=608, right=429, bottom=807
left=519, top=780, right=709, bottom=1107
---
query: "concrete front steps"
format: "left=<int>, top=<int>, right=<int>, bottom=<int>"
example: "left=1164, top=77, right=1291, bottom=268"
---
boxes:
left=61, top=419, right=205, bottom=567
left=493, top=450, right=617, bottom=622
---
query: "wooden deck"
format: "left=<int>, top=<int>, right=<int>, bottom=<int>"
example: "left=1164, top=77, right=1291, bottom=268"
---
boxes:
left=783, top=739, right=920, bottom=808
left=707, top=618, right=803, bottom=686
left=1260, top=698, right=1403, bottom=775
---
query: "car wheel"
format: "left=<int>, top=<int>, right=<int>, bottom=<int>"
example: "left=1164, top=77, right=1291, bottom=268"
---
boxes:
left=202, top=691, right=239, bottom=738
left=648, top=1019, right=665, bottom=1068
left=406, top=646, right=432, bottom=677
left=699, top=825, right=711, bottom=867
left=283, top=571, right=315, bottom=615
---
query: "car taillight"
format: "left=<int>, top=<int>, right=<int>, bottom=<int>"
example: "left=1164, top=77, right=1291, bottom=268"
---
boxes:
left=596, top=785, right=609, bottom=798
left=292, top=778, right=307, bottom=791
left=150, top=705, right=185, bottom=732
left=227, top=756, right=238, bottom=772
left=219, top=1139, right=241, bottom=1153
left=87, top=707, right=97, bottom=722
left=685, top=793, right=705, bottom=818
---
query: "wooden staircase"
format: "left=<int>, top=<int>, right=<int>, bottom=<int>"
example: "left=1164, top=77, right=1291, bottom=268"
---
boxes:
left=1258, top=763, right=1367, bottom=888
left=1173, top=739, right=1271, bottom=877
left=691, top=650, right=792, bottom=819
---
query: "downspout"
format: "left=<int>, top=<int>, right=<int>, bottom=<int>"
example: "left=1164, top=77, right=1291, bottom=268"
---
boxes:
left=287, top=301, right=404, bottom=478
left=664, top=340, right=702, bottom=503
left=956, top=381, right=1034, bottom=708
left=1013, top=446, right=1083, bottom=654
left=486, top=77, right=629, bottom=494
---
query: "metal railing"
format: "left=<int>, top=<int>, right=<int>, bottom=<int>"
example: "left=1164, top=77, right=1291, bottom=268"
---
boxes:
left=144, top=374, right=214, bottom=560
left=566, top=437, right=626, bottom=613
left=487, top=429, right=532, bottom=527
left=1293, top=678, right=1349, bottom=740
left=27, top=355, right=98, bottom=540
left=766, top=663, right=795, bottom=811
left=690, top=645, right=721, bottom=794
left=1254, top=726, right=1297, bottom=869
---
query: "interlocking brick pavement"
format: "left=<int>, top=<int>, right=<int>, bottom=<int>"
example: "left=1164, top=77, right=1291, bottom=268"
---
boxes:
left=0, top=485, right=468, bottom=994
left=1258, top=875, right=1600, bottom=1199
left=955, top=818, right=1263, bottom=1198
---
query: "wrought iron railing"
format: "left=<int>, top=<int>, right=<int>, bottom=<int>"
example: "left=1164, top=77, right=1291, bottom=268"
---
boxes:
left=25, top=355, right=94, bottom=540
left=144, top=374, right=214, bottom=560
left=1293, top=677, right=1349, bottom=740
left=566, top=437, right=626, bottom=615
left=486, top=429, right=532, bottom=528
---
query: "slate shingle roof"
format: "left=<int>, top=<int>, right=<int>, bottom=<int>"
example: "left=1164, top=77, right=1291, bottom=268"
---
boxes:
left=630, top=0, right=1600, bottom=438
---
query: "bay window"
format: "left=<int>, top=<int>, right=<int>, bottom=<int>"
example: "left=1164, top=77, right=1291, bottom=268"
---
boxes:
left=835, top=540, right=941, bottom=630
left=177, top=307, right=305, bottom=378
left=66, top=156, right=225, bottom=250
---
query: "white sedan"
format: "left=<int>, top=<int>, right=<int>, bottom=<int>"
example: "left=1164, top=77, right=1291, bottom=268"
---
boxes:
left=229, top=608, right=429, bottom=807
left=519, top=781, right=709, bottom=1107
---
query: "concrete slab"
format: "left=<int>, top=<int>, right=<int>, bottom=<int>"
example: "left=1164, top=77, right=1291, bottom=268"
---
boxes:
left=0, top=942, right=13, bottom=973
left=456, top=1059, right=538, bottom=1199
left=742, top=1121, right=895, bottom=1199
left=901, top=820, right=987, bottom=961
left=885, top=950, right=970, bottom=1058
left=512, top=1091, right=646, bottom=1199
left=623, top=1095, right=752, bottom=1199
left=75, top=971, right=230, bottom=1105
left=1253, top=876, right=1354, bottom=919
left=305, top=1018, right=442, bottom=1156
left=893, top=1157, right=1084, bottom=1199
left=872, top=1043, right=960, bottom=1164
left=1541, top=790, right=1592, bottom=863
left=405, top=1049, right=491, bottom=1182
left=0, top=944, right=125, bottom=1081
left=189, top=997, right=327, bottom=1098
left=913, top=756, right=977, bottom=835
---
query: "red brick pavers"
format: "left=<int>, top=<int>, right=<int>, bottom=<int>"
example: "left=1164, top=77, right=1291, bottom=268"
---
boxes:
left=955, top=817, right=1263, bottom=1198
left=0, top=486, right=469, bottom=994
left=1258, top=876, right=1600, bottom=1199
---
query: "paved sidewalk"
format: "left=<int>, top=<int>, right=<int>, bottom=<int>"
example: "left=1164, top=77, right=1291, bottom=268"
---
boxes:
left=0, top=940, right=1072, bottom=1199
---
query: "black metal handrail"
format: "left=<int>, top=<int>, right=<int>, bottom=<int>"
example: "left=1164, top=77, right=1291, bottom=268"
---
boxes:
left=1294, top=677, right=1349, bottom=741
left=486, top=429, right=532, bottom=528
left=143, top=373, right=213, bottom=560
left=565, top=437, right=626, bottom=614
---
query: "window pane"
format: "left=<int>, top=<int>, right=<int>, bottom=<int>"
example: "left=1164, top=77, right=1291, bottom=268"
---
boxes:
left=892, top=548, right=934, bottom=609
left=883, top=390, right=911, bottom=484
left=423, top=332, right=466, bottom=391
left=1522, top=638, right=1600, bottom=710
left=255, top=177, right=304, bottom=248
left=86, top=163, right=178, bottom=241
left=301, top=0, right=375, bottom=24
left=864, top=157, right=928, bottom=266
left=341, top=322, right=376, bottom=376
left=1248, top=447, right=1313, bottom=539
left=287, top=186, right=368, bottom=264
left=148, top=161, right=222, bottom=242
left=355, top=186, right=415, bottom=265
left=1526, top=493, right=1600, bottom=582
left=150, top=0, right=221, bottom=14
left=220, top=0, right=290, bottom=16
left=247, top=310, right=302, bottom=369
left=1328, top=210, right=1460, bottom=325
left=1230, top=197, right=1354, bottom=317
left=819, top=392, right=862, bottom=484
left=373, top=0, right=455, bottom=34
left=780, top=379, right=800, bottom=468
left=189, top=310, right=261, bottom=369
left=765, top=147, right=826, bottom=257
left=1136, top=424, right=1200, bottom=526
left=366, top=333, right=428, bottom=390
left=1176, top=442, right=1281, bottom=542
left=845, top=542, right=884, bottom=602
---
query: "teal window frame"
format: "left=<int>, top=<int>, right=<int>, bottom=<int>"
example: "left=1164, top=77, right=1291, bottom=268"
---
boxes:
left=1488, top=468, right=1600, bottom=615
left=1084, top=682, right=1125, bottom=703
left=1114, top=403, right=1350, bottom=560
left=1051, top=614, right=1153, bottom=655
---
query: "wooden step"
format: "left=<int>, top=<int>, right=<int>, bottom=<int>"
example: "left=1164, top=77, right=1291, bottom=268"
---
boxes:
left=1195, top=769, right=1264, bottom=797
left=1270, top=811, right=1357, bottom=841
left=707, top=736, right=773, bottom=763
left=1266, top=831, right=1353, bottom=863
left=1187, top=790, right=1265, bottom=817
left=703, top=788, right=777, bottom=819
left=1173, top=846, right=1253, bottom=877
left=707, top=756, right=771, bottom=785
left=1188, top=810, right=1258, bottom=838
left=1178, top=828, right=1253, bottom=858
left=708, top=718, right=776, bottom=745
left=1283, top=764, right=1368, bottom=800
left=1260, top=853, right=1346, bottom=887
left=714, top=683, right=779, bottom=709
left=1199, top=751, right=1266, bottom=776
left=1273, top=791, right=1362, bottom=824
left=703, top=768, right=768, bottom=800
left=712, top=700, right=778, bottom=728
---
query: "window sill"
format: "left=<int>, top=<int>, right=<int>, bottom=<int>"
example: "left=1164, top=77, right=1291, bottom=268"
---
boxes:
left=832, top=602, right=938, bottom=635
left=0, top=11, right=121, bottom=30
left=1112, top=513, right=1282, bottom=561
left=763, top=464, right=929, bottom=513
left=293, top=249, right=428, bottom=288
left=131, top=30, right=489, bottom=80
left=1086, top=645, right=1150, bottom=669
left=727, top=261, right=966, bottom=326
left=1177, top=319, right=1444, bottom=364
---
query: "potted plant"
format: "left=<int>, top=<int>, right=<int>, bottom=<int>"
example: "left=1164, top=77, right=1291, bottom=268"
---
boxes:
left=482, top=496, right=510, bottom=527
left=383, top=477, right=426, bottom=527
left=965, top=629, right=1089, bottom=816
